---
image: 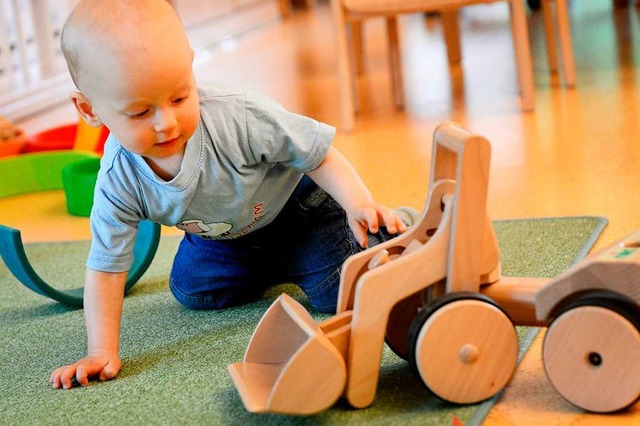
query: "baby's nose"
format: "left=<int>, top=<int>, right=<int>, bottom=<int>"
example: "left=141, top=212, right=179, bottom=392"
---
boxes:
left=153, top=108, right=177, bottom=132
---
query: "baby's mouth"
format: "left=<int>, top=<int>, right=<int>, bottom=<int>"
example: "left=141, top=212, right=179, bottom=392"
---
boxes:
left=157, top=137, right=178, bottom=147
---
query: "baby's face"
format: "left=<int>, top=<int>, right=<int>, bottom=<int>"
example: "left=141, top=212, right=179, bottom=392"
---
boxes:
left=82, top=35, right=199, bottom=163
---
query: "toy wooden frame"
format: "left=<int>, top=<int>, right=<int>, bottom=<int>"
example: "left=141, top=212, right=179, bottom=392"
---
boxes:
left=228, top=121, right=640, bottom=415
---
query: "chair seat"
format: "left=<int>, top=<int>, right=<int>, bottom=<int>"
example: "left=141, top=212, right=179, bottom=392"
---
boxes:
left=331, top=0, right=575, bottom=131
left=343, top=0, right=501, bottom=15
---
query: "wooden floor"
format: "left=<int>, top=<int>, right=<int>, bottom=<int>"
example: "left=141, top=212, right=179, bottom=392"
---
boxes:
left=3, top=0, right=640, bottom=423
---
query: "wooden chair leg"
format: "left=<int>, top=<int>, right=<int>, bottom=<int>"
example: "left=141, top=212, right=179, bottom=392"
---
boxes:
left=386, top=16, right=405, bottom=108
left=541, top=0, right=558, bottom=73
left=553, top=0, right=576, bottom=87
left=347, top=22, right=361, bottom=113
left=509, top=0, right=535, bottom=110
left=331, top=0, right=356, bottom=131
left=278, top=0, right=291, bottom=17
left=442, top=10, right=462, bottom=64
left=352, top=21, right=365, bottom=75
left=279, top=0, right=316, bottom=16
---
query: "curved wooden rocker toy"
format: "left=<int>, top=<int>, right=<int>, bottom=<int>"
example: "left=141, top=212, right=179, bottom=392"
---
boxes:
left=228, top=122, right=640, bottom=415
left=0, top=220, right=161, bottom=307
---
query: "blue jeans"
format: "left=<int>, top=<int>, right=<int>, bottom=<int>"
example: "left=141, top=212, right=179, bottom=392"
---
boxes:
left=169, top=176, right=395, bottom=313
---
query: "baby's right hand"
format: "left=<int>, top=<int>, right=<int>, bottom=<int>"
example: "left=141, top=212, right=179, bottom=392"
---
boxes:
left=50, top=352, right=121, bottom=389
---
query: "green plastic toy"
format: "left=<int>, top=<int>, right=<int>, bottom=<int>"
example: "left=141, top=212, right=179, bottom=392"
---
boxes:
left=62, top=157, right=101, bottom=216
left=0, top=151, right=99, bottom=198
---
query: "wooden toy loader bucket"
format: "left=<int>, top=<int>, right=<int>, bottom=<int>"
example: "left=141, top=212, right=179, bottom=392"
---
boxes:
left=227, top=293, right=347, bottom=415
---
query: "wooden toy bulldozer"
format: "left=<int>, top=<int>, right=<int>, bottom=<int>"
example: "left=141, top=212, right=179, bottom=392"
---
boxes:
left=228, top=122, right=640, bottom=415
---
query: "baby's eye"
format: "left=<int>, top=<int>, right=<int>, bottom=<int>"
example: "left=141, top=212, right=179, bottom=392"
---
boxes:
left=172, top=96, right=186, bottom=104
left=128, top=110, right=149, bottom=118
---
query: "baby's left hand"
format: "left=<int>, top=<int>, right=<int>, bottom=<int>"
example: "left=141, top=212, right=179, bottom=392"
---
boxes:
left=346, top=202, right=407, bottom=248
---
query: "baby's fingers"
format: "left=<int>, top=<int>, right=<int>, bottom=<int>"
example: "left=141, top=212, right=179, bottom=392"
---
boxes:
left=362, top=208, right=379, bottom=234
left=98, top=359, right=121, bottom=382
left=75, top=364, right=92, bottom=386
left=390, top=212, right=408, bottom=234
left=49, top=365, right=75, bottom=389
left=57, top=365, right=79, bottom=390
left=377, top=208, right=405, bottom=234
left=49, top=366, right=66, bottom=389
left=349, top=218, right=369, bottom=248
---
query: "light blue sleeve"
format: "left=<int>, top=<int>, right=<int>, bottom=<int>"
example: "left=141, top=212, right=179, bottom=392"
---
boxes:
left=87, top=147, right=145, bottom=273
left=242, top=89, right=336, bottom=172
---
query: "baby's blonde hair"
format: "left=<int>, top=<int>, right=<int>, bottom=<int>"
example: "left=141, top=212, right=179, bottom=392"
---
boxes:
left=61, top=0, right=181, bottom=91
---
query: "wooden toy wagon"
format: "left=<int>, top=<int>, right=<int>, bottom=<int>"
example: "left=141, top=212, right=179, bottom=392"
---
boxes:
left=228, top=122, right=640, bottom=415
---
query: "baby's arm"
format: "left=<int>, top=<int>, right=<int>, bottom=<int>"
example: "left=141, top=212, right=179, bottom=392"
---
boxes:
left=305, top=147, right=407, bottom=247
left=50, top=269, right=127, bottom=389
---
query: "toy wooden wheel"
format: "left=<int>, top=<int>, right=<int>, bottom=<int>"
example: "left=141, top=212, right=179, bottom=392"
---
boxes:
left=408, top=292, right=518, bottom=404
left=543, top=303, right=640, bottom=413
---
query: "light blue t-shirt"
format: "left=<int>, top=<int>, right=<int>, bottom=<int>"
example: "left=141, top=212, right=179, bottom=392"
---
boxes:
left=87, top=85, right=335, bottom=273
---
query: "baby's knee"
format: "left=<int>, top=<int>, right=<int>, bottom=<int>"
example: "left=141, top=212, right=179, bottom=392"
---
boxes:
left=168, top=278, right=233, bottom=310
left=169, top=277, right=265, bottom=310
left=300, top=271, right=340, bottom=314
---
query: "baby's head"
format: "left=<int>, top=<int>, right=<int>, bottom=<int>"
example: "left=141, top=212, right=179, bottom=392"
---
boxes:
left=61, top=0, right=199, bottom=162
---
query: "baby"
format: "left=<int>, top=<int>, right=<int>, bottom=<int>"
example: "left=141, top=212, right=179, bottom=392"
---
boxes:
left=50, top=0, right=413, bottom=390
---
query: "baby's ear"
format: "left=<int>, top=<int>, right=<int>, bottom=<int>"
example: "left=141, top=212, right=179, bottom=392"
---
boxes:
left=70, top=91, right=103, bottom=127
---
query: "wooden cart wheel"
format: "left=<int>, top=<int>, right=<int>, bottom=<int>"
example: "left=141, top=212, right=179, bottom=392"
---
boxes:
left=543, top=303, right=640, bottom=413
left=408, top=292, right=518, bottom=404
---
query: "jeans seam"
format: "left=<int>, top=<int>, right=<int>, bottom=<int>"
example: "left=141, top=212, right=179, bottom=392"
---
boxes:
left=303, top=212, right=358, bottom=312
